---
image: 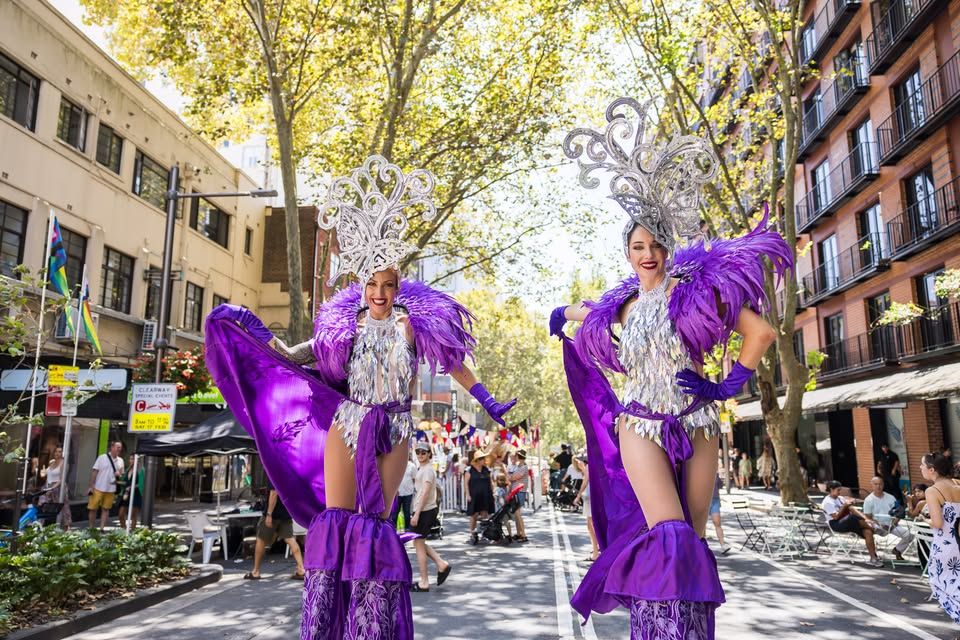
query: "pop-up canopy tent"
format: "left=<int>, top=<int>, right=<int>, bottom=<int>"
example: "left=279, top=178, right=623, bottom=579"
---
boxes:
left=136, top=410, right=255, bottom=457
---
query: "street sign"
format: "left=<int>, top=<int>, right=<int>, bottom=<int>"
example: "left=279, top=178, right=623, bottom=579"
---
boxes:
left=128, top=383, right=177, bottom=433
left=48, top=365, right=79, bottom=387
left=719, top=411, right=733, bottom=434
left=1, top=368, right=127, bottom=391
left=450, top=390, right=458, bottom=421
left=62, top=392, right=78, bottom=417
left=45, top=389, right=62, bottom=416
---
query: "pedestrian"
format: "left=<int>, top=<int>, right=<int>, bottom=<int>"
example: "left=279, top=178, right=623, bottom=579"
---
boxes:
left=552, top=97, right=789, bottom=637
left=40, top=445, right=71, bottom=529
left=573, top=455, right=599, bottom=561
left=757, top=447, right=774, bottom=490
left=87, top=441, right=123, bottom=530
left=465, top=449, right=494, bottom=543
left=821, top=480, right=883, bottom=566
left=244, top=484, right=305, bottom=580
left=206, top=157, right=516, bottom=637
left=117, top=454, right=145, bottom=530
left=508, top=449, right=529, bottom=542
left=920, top=452, right=960, bottom=623
left=907, top=484, right=929, bottom=518
left=410, top=442, right=451, bottom=592
left=877, top=443, right=904, bottom=504
left=862, top=476, right=914, bottom=561
left=738, top=452, right=753, bottom=490
left=391, top=451, right=417, bottom=530
left=709, top=474, right=731, bottom=554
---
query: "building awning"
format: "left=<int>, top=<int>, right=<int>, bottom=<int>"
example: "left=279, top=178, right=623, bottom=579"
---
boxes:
left=734, top=361, right=960, bottom=422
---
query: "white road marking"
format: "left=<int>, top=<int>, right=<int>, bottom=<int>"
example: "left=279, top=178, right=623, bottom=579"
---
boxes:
left=748, top=550, right=941, bottom=640
left=548, top=505, right=578, bottom=639
left=557, top=510, right=599, bottom=640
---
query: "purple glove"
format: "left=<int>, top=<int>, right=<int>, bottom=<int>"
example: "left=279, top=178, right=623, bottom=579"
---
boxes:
left=549, top=306, right=568, bottom=338
left=470, top=383, right=517, bottom=426
left=207, top=304, right=273, bottom=344
left=676, top=362, right=755, bottom=402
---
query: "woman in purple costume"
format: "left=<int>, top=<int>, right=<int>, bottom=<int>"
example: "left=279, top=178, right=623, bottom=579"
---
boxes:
left=204, top=155, right=516, bottom=640
left=550, top=98, right=792, bottom=639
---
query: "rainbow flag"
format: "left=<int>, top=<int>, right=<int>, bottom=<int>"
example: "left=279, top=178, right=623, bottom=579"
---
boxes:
left=80, top=283, right=102, bottom=355
left=49, top=217, right=75, bottom=335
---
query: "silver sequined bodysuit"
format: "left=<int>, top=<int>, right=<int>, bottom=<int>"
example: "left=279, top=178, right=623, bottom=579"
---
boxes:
left=332, top=310, right=415, bottom=453
left=617, top=276, right=719, bottom=443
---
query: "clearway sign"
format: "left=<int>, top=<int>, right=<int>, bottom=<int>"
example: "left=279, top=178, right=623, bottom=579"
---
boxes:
left=128, top=383, right=178, bottom=433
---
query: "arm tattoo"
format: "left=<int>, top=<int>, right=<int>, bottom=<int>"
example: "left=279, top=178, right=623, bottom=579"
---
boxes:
left=273, top=338, right=317, bottom=365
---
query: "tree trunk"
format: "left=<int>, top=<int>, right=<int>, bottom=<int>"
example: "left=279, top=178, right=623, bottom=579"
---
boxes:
left=764, top=412, right=807, bottom=504
left=272, top=106, right=307, bottom=344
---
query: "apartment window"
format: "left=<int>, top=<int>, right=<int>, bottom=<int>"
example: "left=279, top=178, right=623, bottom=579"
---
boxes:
left=904, top=165, right=938, bottom=234
left=46, top=227, right=86, bottom=294
left=96, top=124, right=123, bottom=174
left=867, top=291, right=892, bottom=326
left=0, top=51, right=40, bottom=131
left=857, top=203, right=888, bottom=263
left=849, top=119, right=875, bottom=175
left=0, top=200, right=27, bottom=278
left=867, top=291, right=893, bottom=359
left=817, top=234, right=840, bottom=291
left=801, top=23, right=816, bottom=60
left=212, top=294, right=228, bottom=309
left=244, top=227, right=253, bottom=256
left=812, top=158, right=832, bottom=212
left=144, top=267, right=160, bottom=320
left=56, top=97, right=88, bottom=151
left=894, top=68, right=925, bottom=135
left=833, top=41, right=865, bottom=95
left=792, top=329, right=805, bottom=364
left=132, top=150, right=167, bottom=209
left=189, top=197, right=230, bottom=248
left=184, top=282, right=204, bottom=333
left=824, top=312, right=846, bottom=369
left=803, top=88, right=823, bottom=135
left=916, top=267, right=954, bottom=350
left=100, top=247, right=134, bottom=313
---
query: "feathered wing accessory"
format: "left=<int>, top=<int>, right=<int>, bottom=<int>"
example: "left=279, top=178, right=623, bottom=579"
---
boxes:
left=574, top=275, right=638, bottom=375
left=310, top=280, right=476, bottom=383
left=562, top=97, right=718, bottom=254
left=669, top=206, right=793, bottom=364
left=318, top=155, right=436, bottom=285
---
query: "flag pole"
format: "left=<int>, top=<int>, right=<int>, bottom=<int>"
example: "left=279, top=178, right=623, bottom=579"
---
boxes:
left=58, top=264, right=86, bottom=505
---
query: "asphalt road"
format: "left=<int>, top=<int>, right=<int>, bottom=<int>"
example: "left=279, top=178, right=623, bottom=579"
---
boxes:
left=66, top=505, right=960, bottom=639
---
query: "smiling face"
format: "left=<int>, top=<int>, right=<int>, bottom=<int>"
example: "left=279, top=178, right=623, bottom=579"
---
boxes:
left=364, top=269, right=399, bottom=319
left=626, top=224, right=668, bottom=283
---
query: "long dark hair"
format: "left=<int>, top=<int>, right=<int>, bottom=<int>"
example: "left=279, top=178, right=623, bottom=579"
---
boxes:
left=923, top=453, right=954, bottom=478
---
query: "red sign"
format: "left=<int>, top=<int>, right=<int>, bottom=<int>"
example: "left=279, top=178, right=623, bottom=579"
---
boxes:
left=45, top=389, right=62, bottom=416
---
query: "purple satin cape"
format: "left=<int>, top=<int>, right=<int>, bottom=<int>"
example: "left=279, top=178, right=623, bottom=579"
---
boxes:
left=562, top=337, right=724, bottom=619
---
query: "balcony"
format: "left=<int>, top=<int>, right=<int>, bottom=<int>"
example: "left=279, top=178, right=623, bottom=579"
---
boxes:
left=798, top=56, right=871, bottom=159
left=795, top=142, right=881, bottom=233
left=821, top=327, right=898, bottom=378
left=877, top=50, right=960, bottom=165
left=892, top=302, right=960, bottom=361
left=887, top=174, right=960, bottom=260
left=798, top=233, right=890, bottom=305
left=801, top=0, right=863, bottom=65
left=865, top=0, right=949, bottom=74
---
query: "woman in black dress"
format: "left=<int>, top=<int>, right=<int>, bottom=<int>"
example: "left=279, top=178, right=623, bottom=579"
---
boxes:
left=465, top=450, right=495, bottom=544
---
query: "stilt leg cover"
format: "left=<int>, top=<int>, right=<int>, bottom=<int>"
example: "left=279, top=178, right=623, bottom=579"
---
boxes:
left=304, top=507, right=353, bottom=570
left=301, top=508, right=353, bottom=640
left=572, top=520, right=724, bottom=620
left=342, top=513, right=413, bottom=583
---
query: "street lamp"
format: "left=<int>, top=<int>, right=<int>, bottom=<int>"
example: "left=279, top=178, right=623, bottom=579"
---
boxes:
left=141, top=165, right=276, bottom=527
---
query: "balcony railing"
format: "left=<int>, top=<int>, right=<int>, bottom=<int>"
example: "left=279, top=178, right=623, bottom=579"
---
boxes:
left=795, top=142, right=881, bottom=232
left=798, top=232, right=889, bottom=305
left=876, top=50, right=960, bottom=165
left=798, top=56, right=871, bottom=158
left=821, top=327, right=898, bottom=377
left=801, top=0, right=863, bottom=65
left=887, top=174, right=960, bottom=260
left=866, top=0, right=948, bottom=74
left=892, top=302, right=960, bottom=360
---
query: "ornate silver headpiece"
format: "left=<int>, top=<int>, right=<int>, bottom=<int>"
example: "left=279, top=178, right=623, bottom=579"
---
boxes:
left=562, top=97, right=718, bottom=254
left=318, top=155, right=436, bottom=285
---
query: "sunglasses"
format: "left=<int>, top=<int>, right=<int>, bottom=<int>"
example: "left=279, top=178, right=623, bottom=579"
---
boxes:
left=416, top=451, right=429, bottom=455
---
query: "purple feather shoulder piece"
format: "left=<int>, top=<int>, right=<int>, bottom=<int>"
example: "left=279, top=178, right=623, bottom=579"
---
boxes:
left=668, top=209, right=793, bottom=364
left=574, top=275, right=638, bottom=374
left=310, top=280, right=476, bottom=382
left=397, top=280, right=476, bottom=375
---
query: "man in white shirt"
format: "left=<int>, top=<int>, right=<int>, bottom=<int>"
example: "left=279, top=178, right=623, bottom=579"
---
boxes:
left=863, top=476, right=914, bottom=560
left=88, top=441, right=124, bottom=530
left=821, top=480, right=883, bottom=567
left=392, top=456, right=417, bottom=529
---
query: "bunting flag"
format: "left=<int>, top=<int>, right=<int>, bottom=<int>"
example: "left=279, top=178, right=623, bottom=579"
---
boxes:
left=499, top=429, right=508, bottom=441
left=49, top=217, right=75, bottom=334
left=80, top=282, right=102, bottom=355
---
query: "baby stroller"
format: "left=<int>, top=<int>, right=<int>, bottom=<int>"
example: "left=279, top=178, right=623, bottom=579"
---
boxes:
left=479, top=485, right=523, bottom=544
left=550, top=478, right=582, bottom=512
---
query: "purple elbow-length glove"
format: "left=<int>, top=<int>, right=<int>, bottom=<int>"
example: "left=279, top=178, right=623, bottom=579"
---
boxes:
left=675, top=362, right=755, bottom=402
left=470, top=383, right=518, bottom=426
left=549, top=306, right=568, bottom=339
left=208, top=304, right=274, bottom=344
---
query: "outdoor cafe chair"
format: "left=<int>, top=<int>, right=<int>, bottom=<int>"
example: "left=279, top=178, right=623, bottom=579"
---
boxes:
left=731, top=498, right=771, bottom=555
left=184, top=510, right=228, bottom=564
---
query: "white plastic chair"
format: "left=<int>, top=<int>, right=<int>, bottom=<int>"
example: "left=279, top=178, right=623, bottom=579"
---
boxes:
left=285, top=520, right=308, bottom=558
left=184, top=511, right=228, bottom=564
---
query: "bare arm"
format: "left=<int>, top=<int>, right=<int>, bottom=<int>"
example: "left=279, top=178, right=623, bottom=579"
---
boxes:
left=270, top=337, right=317, bottom=365
left=563, top=302, right=590, bottom=323
left=733, top=307, right=777, bottom=369
left=926, top=487, right=945, bottom=529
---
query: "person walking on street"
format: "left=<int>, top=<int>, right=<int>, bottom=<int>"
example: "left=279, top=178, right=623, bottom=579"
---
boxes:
left=41, top=446, right=71, bottom=529
left=244, top=485, right=305, bottom=580
left=877, top=443, right=904, bottom=504
left=392, top=454, right=417, bottom=530
left=573, top=455, right=599, bottom=561
left=737, top=452, right=753, bottom=490
left=465, top=449, right=494, bottom=543
left=507, top=450, right=529, bottom=542
left=410, top=442, right=450, bottom=591
left=117, top=454, right=145, bottom=530
left=757, top=447, right=775, bottom=490
left=87, top=441, right=123, bottom=530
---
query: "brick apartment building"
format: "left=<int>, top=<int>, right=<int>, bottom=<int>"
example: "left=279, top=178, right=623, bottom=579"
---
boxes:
left=731, top=0, right=960, bottom=492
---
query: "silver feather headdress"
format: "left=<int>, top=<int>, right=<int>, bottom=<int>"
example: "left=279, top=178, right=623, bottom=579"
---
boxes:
left=318, top=155, right=436, bottom=285
left=562, top=97, right=718, bottom=254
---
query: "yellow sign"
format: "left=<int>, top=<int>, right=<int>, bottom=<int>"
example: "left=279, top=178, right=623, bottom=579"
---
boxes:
left=130, top=413, right=174, bottom=432
left=48, top=365, right=80, bottom=388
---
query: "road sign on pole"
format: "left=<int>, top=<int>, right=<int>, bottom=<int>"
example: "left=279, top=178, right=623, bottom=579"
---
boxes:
left=128, top=383, right=177, bottom=433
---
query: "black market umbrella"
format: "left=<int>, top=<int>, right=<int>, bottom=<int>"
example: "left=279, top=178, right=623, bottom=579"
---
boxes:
left=136, top=410, right=255, bottom=457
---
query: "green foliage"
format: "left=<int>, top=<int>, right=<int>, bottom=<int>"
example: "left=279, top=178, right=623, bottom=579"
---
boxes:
left=935, top=268, right=960, bottom=300
left=875, top=302, right=924, bottom=327
left=804, top=349, right=826, bottom=391
left=132, top=347, right=212, bottom=397
left=0, top=527, right=187, bottom=633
